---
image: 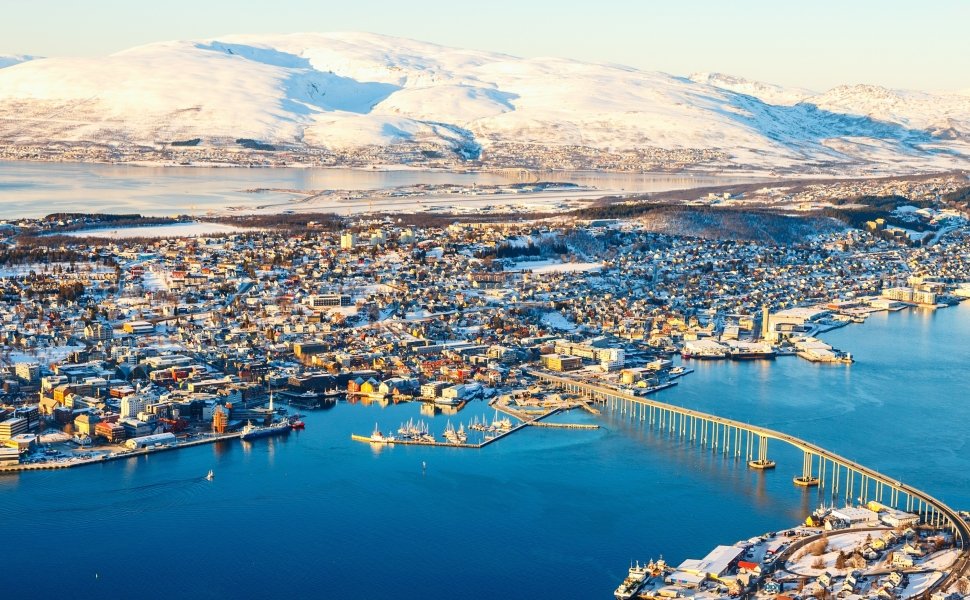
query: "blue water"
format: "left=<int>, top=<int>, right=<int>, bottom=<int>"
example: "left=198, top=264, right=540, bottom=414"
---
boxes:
left=2, top=304, right=967, bottom=599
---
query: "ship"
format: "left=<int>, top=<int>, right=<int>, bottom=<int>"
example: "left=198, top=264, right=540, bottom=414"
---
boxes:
left=614, top=561, right=649, bottom=600
left=240, top=420, right=292, bottom=441
left=727, top=345, right=777, bottom=360
left=367, top=423, right=395, bottom=444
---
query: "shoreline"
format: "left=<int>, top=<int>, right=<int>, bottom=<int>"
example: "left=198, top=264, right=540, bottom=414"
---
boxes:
left=0, top=432, right=242, bottom=474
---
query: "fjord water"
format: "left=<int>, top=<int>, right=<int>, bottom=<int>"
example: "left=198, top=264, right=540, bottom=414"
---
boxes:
left=2, top=304, right=967, bottom=600
left=0, top=161, right=760, bottom=218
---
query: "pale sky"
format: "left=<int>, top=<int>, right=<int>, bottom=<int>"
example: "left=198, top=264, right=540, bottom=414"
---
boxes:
left=3, top=0, right=968, bottom=92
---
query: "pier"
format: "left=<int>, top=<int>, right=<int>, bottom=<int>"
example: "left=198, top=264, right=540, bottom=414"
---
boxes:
left=527, top=369, right=970, bottom=553
left=0, top=432, right=243, bottom=473
left=350, top=406, right=599, bottom=449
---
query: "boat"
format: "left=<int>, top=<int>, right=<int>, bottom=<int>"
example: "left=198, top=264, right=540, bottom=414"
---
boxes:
left=727, top=347, right=777, bottom=360
left=290, top=419, right=305, bottom=430
left=367, top=423, right=396, bottom=444
left=240, top=420, right=292, bottom=441
left=433, top=396, right=462, bottom=407
left=443, top=421, right=462, bottom=444
left=205, top=469, right=214, bottom=481
left=614, top=561, right=649, bottom=600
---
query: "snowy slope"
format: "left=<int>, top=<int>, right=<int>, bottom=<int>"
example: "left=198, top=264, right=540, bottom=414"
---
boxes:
left=689, top=72, right=814, bottom=106
left=0, top=32, right=966, bottom=172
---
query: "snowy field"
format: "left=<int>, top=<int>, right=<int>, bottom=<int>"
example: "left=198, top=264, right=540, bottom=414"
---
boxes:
left=64, top=222, right=250, bottom=238
left=9, top=345, right=85, bottom=365
left=505, top=259, right=603, bottom=274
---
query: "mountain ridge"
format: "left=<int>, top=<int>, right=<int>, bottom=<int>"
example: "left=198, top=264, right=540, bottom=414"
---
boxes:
left=0, top=32, right=967, bottom=174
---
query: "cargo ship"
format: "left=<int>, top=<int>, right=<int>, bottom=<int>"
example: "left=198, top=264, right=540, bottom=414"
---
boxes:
left=240, top=420, right=291, bottom=441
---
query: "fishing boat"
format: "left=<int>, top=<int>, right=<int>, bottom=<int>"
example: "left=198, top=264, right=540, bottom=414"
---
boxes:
left=368, top=423, right=395, bottom=444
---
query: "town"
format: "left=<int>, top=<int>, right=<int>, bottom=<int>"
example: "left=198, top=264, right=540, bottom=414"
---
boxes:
left=1, top=181, right=970, bottom=599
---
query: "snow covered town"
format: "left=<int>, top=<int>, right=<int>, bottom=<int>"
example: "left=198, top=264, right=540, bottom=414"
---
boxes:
left=0, top=186, right=969, bottom=598
left=1, top=197, right=970, bottom=464
left=614, top=504, right=968, bottom=600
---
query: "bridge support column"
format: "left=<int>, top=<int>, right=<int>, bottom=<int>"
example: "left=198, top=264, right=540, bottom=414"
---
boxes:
left=748, top=435, right=775, bottom=469
left=794, top=451, right=820, bottom=487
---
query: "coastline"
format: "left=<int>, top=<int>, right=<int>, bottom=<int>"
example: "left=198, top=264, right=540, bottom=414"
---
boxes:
left=0, top=432, right=242, bottom=474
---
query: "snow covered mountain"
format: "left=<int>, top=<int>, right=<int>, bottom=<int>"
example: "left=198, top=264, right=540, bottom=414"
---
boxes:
left=0, top=32, right=966, bottom=173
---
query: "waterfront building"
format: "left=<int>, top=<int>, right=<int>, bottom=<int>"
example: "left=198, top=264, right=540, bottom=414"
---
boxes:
left=0, top=417, right=28, bottom=440
left=124, top=432, right=176, bottom=449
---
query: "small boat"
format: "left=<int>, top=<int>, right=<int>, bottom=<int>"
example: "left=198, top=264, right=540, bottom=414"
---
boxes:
left=369, top=423, right=396, bottom=444
left=290, top=419, right=305, bottom=430
left=205, top=469, right=214, bottom=481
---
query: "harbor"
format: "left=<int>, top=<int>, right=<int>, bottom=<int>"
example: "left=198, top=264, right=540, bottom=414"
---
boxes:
left=350, top=398, right=600, bottom=449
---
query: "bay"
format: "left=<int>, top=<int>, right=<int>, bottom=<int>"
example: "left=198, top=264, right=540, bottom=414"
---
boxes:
left=1, top=305, right=967, bottom=600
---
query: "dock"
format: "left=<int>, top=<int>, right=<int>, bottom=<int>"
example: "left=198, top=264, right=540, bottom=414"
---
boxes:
left=350, top=405, right=598, bottom=450
left=0, top=432, right=243, bottom=473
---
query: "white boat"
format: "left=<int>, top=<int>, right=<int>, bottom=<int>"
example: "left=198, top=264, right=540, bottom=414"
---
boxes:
left=205, top=469, right=214, bottom=481
left=614, top=561, right=649, bottom=600
left=369, top=423, right=396, bottom=444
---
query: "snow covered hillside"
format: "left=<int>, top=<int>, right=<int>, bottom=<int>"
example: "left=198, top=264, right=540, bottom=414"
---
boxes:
left=0, top=32, right=966, bottom=173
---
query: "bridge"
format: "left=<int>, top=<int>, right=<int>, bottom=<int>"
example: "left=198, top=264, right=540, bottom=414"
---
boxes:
left=528, top=369, right=969, bottom=554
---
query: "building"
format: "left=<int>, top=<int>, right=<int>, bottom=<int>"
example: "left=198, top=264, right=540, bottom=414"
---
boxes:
left=307, top=293, right=353, bottom=308
left=340, top=232, right=356, bottom=250
left=420, top=381, right=449, bottom=398
left=124, top=432, right=177, bottom=449
left=0, top=447, right=20, bottom=467
left=95, top=421, right=126, bottom=443
left=122, top=320, right=155, bottom=335
left=0, top=417, right=29, bottom=440
left=84, top=322, right=113, bottom=341
left=15, top=362, right=40, bottom=385
left=212, top=405, right=228, bottom=433
left=541, top=354, right=582, bottom=372
left=120, top=395, right=151, bottom=419
left=74, top=413, right=100, bottom=437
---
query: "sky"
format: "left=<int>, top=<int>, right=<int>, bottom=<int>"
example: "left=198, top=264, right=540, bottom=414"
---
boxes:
left=2, top=0, right=968, bottom=91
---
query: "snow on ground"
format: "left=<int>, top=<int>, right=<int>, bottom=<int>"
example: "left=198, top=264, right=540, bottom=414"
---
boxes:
left=140, top=268, right=169, bottom=292
left=505, top=259, right=602, bottom=274
left=9, top=345, right=85, bottom=366
left=0, top=262, right=112, bottom=278
left=541, top=311, right=577, bottom=332
left=899, top=572, right=942, bottom=598
left=1, top=33, right=968, bottom=171
left=64, top=222, right=250, bottom=239
left=786, top=530, right=876, bottom=575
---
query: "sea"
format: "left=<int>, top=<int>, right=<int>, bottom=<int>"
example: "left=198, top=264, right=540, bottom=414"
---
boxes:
left=0, top=161, right=761, bottom=218
left=2, top=302, right=967, bottom=599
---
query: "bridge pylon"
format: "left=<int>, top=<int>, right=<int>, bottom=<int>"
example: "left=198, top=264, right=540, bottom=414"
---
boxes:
left=793, top=451, right=820, bottom=487
left=747, top=435, right=776, bottom=470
